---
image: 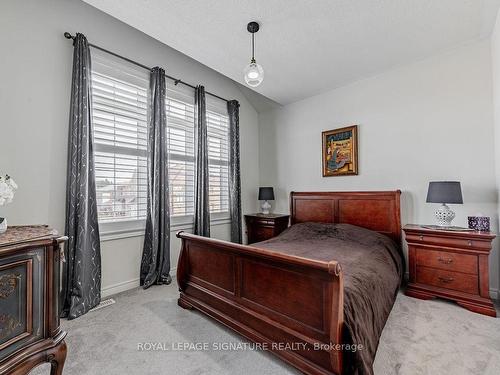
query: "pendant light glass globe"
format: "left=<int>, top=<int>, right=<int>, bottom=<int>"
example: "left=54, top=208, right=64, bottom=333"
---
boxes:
left=244, top=61, right=264, bottom=87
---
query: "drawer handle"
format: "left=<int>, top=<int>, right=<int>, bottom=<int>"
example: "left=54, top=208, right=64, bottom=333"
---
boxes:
left=419, top=235, right=424, bottom=241
left=437, top=257, right=453, bottom=265
left=468, top=240, right=473, bottom=246
left=438, top=276, right=454, bottom=283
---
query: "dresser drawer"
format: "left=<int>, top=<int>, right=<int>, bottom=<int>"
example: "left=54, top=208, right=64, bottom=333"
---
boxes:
left=416, top=266, right=479, bottom=295
left=0, top=248, right=45, bottom=361
left=416, top=248, right=478, bottom=274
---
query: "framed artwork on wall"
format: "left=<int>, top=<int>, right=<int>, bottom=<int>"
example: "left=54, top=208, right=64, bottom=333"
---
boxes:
left=322, top=125, right=358, bottom=177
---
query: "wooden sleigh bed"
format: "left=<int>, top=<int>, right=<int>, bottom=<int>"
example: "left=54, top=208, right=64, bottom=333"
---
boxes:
left=176, top=191, right=402, bottom=375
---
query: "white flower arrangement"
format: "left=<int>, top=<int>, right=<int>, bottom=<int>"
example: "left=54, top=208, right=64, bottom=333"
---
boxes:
left=0, top=174, right=17, bottom=206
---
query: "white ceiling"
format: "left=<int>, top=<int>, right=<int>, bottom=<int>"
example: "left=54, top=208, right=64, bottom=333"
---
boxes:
left=83, top=0, right=500, bottom=105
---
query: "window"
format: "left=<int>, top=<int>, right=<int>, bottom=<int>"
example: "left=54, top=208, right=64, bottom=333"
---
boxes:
left=206, top=99, right=230, bottom=215
left=91, top=51, right=149, bottom=231
left=91, top=51, right=231, bottom=233
left=166, top=85, right=195, bottom=218
left=166, top=87, right=230, bottom=220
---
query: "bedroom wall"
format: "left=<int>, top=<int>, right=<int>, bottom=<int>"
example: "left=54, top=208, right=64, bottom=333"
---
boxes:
left=259, top=40, right=500, bottom=297
left=0, top=0, right=261, bottom=297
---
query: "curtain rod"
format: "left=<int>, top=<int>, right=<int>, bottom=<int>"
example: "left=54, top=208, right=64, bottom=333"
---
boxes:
left=64, top=32, right=230, bottom=103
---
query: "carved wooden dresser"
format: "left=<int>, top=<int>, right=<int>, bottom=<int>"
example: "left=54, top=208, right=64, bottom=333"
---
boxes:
left=0, top=226, right=67, bottom=374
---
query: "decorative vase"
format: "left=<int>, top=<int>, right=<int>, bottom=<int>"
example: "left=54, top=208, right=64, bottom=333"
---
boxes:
left=0, top=217, right=7, bottom=234
left=468, top=216, right=490, bottom=232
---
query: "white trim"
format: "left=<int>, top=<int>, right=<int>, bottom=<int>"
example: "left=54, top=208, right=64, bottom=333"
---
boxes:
left=100, top=267, right=178, bottom=298
left=170, top=214, right=230, bottom=228
left=490, top=288, right=499, bottom=300
left=211, top=216, right=232, bottom=225
left=100, top=229, right=145, bottom=242
left=99, top=219, right=146, bottom=241
left=101, top=278, right=140, bottom=298
left=99, top=217, right=231, bottom=241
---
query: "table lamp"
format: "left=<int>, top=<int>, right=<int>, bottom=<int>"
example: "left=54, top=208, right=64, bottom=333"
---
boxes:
left=258, top=187, right=274, bottom=215
left=426, top=181, right=463, bottom=227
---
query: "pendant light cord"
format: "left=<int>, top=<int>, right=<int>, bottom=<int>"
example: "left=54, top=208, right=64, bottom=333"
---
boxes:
left=251, top=33, right=256, bottom=63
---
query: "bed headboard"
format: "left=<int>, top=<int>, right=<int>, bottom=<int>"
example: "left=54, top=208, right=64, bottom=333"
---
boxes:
left=290, top=191, right=402, bottom=243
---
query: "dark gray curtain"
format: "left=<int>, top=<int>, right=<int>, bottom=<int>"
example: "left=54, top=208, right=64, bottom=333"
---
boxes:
left=140, top=67, right=171, bottom=289
left=193, top=86, right=210, bottom=237
left=227, top=100, right=242, bottom=243
left=62, top=33, right=102, bottom=320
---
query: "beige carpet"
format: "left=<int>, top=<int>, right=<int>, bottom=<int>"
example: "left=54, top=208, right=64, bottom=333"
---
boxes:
left=30, top=283, right=500, bottom=375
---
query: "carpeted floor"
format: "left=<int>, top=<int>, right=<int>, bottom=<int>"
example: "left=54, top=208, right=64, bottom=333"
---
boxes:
left=30, top=283, right=500, bottom=375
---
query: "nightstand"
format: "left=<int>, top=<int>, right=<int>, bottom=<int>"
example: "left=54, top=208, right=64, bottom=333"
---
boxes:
left=244, top=213, right=290, bottom=244
left=404, top=224, right=496, bottom=317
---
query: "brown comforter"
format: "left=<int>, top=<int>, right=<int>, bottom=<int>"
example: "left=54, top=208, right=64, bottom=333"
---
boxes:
left=257, top=222, right=403, bottom=375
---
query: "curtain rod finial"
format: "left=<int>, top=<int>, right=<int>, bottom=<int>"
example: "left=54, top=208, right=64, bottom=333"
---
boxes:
left=64, top=32, right=74, bottom=40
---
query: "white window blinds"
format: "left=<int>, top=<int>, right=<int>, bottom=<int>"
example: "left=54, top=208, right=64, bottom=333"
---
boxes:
left=91, top=51, right=149, bottom=226
left=166, top=85, right=195, bottom=217
left=166, top=87, right=230, bottom=218
left=90, top=50, right=231, bottom=229
left=207, top=98, right=230, bottom=214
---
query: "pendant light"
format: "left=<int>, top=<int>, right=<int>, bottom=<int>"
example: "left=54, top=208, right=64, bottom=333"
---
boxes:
left=244, top=21, right=264, bottom=87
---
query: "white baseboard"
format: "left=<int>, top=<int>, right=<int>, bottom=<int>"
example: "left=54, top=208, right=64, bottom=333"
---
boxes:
left=101, top=278, right=140, bottom=298
left=100, top=268, right=177, bottom=298
left=490, top=288, right=499, bottom=300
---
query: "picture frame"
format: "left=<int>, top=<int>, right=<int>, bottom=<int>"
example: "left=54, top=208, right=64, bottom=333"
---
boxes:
left=322, top=125, right=358, bottom=177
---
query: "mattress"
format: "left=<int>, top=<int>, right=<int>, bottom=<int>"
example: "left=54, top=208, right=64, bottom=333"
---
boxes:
left=256, top=222, right=404, bottom=375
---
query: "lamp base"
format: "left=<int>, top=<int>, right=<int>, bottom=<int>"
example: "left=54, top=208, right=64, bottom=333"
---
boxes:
left=435, top=203, right=455, bottom=227
left=0, top=218, right=7, bottom=234
left=261, top=200, right=271, bottom=215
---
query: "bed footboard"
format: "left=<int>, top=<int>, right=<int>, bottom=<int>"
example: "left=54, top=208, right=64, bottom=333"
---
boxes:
left=176, top=231, right=344, bottom=375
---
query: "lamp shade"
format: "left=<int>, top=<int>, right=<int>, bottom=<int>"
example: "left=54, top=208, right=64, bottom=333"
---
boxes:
left=258, top=187, right=274, bottom=201
left=426, top=181, right=463, bottom=204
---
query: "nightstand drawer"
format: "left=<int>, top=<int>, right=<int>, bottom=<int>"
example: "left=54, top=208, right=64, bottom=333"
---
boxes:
left=406, top=233, right=489, bottom=250
left=252, top=227, right=274, bottom=242
left=416, top=248, right=478, bottom=274
left=416, top=266, right=479, bottom=295
left=257, top=220, right=275, bottom=226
